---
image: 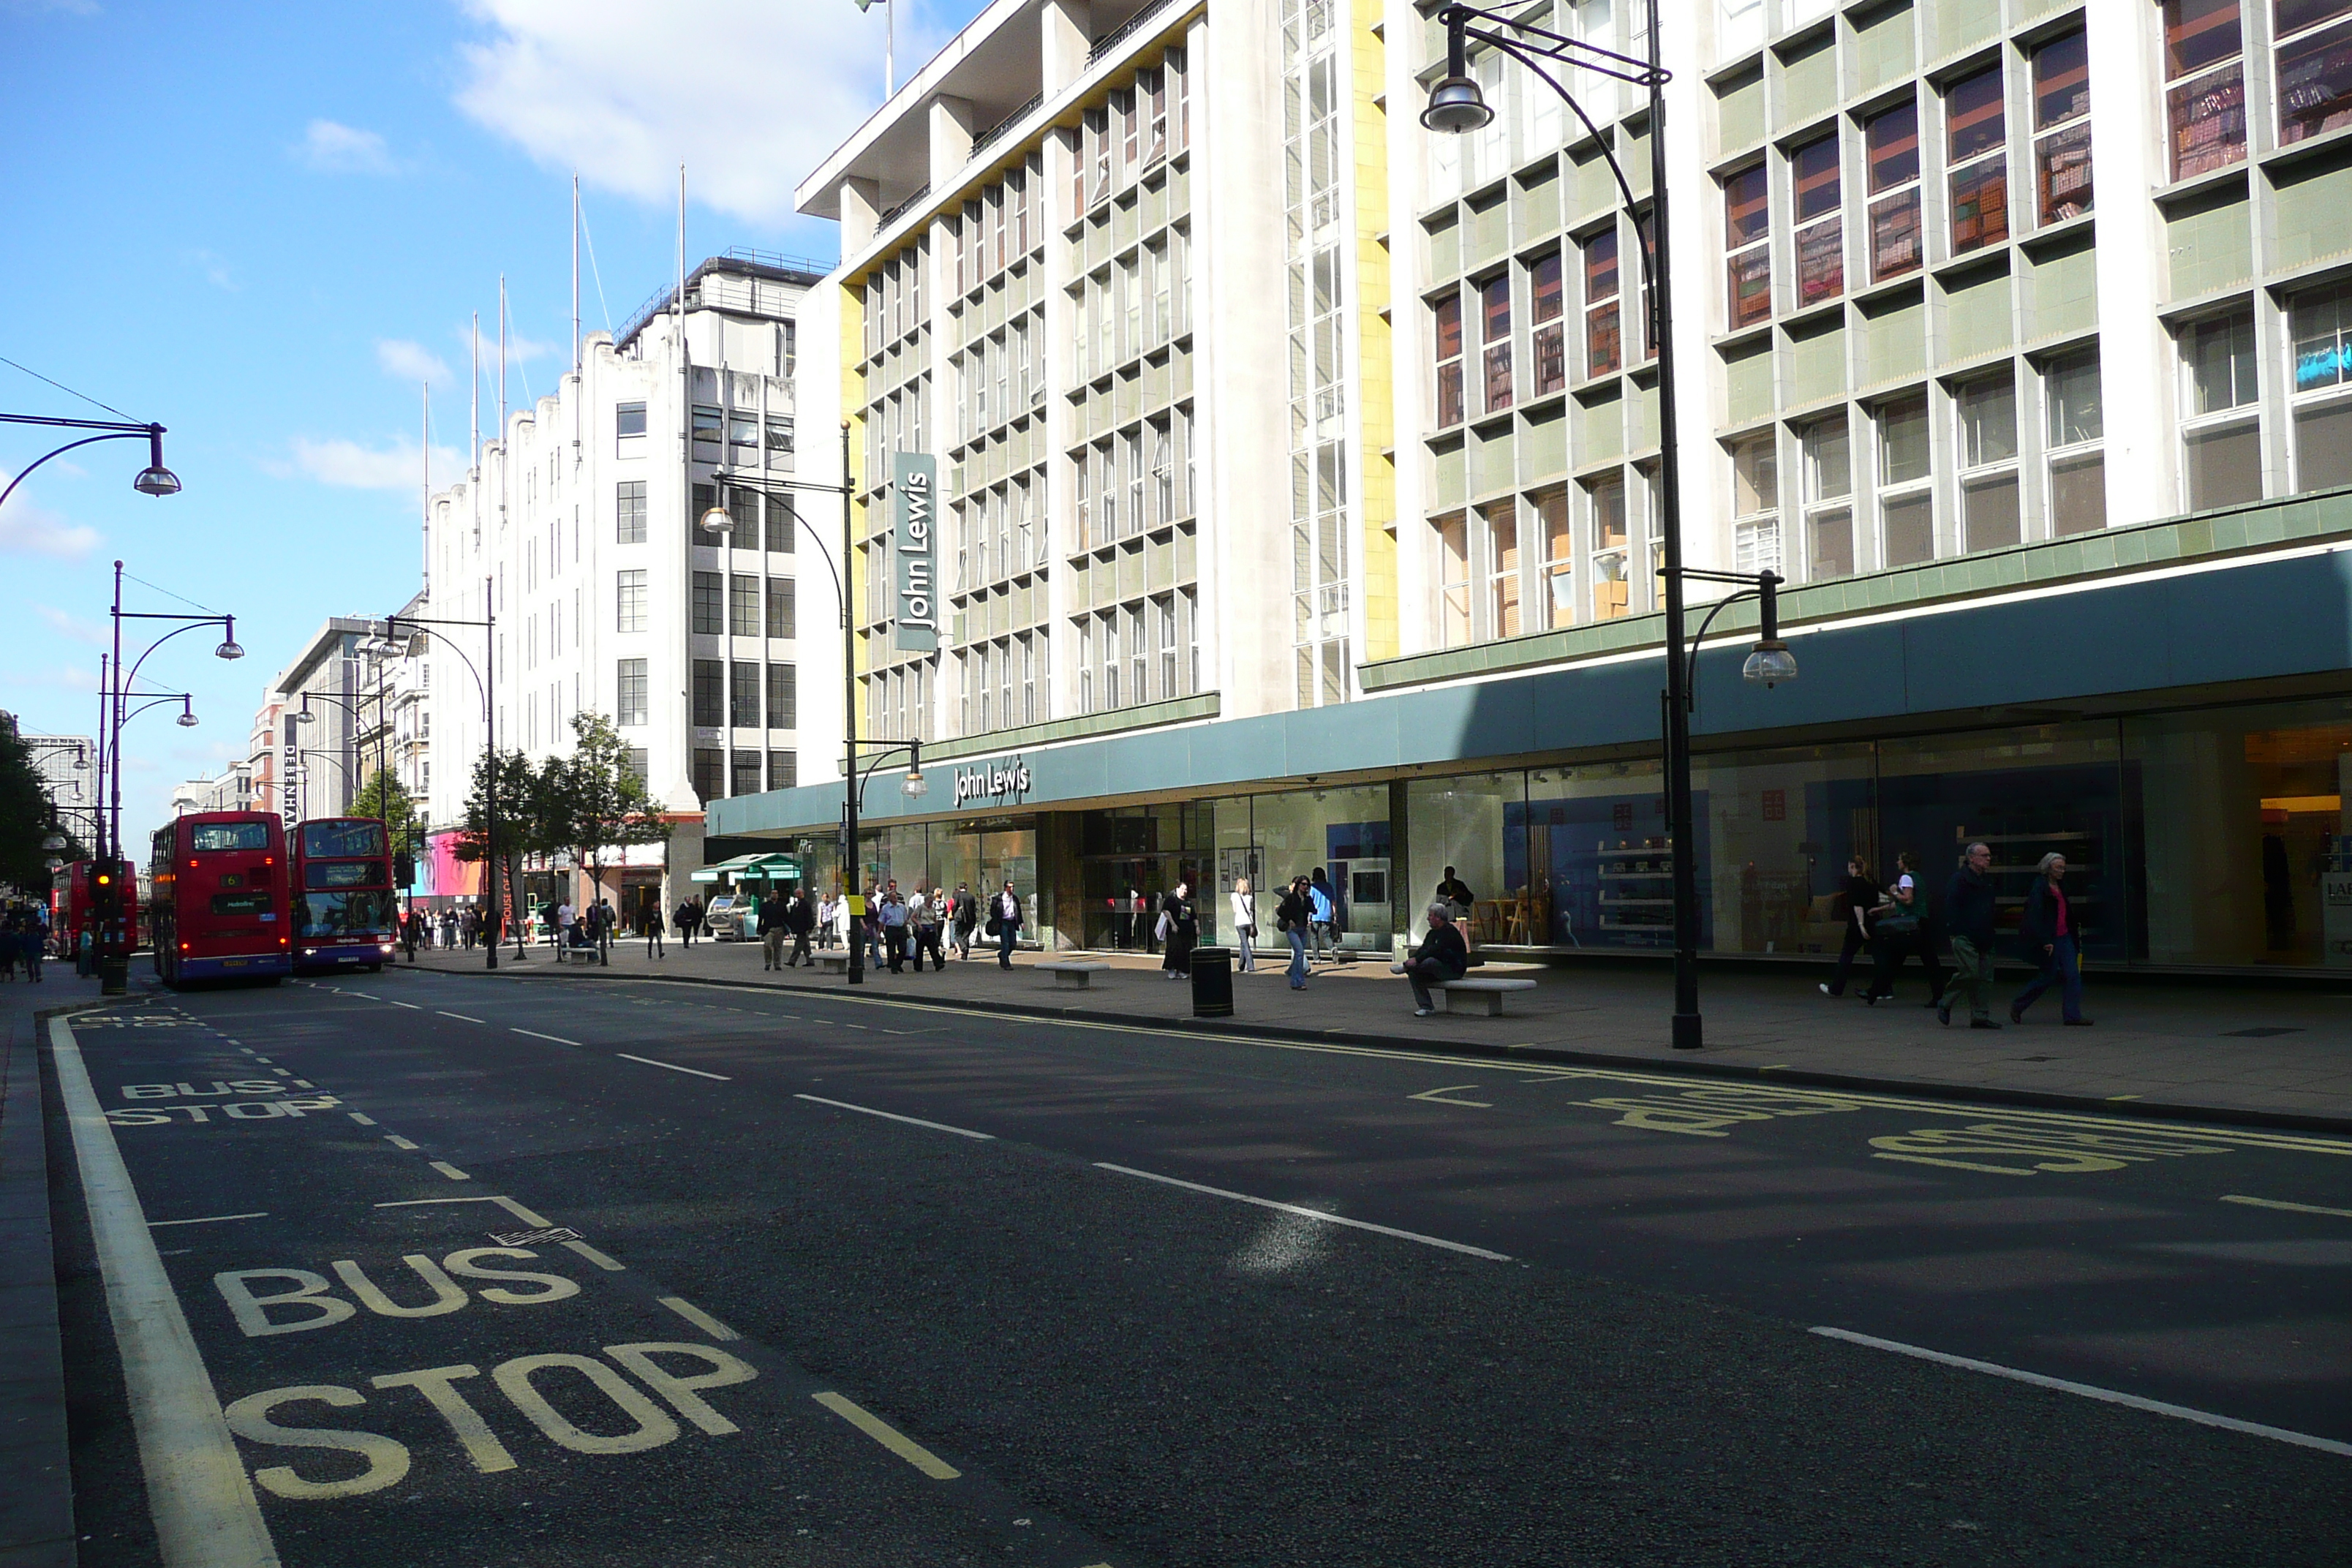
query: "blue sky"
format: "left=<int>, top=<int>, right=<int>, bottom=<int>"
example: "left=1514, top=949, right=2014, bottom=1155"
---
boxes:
left=1, top=0, right=984, bottom=848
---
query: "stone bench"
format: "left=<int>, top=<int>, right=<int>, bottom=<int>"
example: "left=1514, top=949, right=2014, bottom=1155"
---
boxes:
left=1038, top=960, right=1112, bottom=990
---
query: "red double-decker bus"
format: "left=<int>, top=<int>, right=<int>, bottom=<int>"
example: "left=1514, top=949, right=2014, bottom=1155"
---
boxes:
left=148, top=813, right=290, bottom=986
left=292, top=817, right=398, bottom=974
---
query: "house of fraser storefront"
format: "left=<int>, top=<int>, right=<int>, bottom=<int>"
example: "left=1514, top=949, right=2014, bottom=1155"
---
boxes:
left=709, top=493, right=2352, bottom=973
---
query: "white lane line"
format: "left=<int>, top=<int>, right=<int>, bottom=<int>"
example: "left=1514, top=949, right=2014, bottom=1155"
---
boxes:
left=794, top=1094, right=993, bottom=1141
left=657, top=1295, right=742, bottom=1341
left=429, top=1161, right=472, bottom=1181
left=46, top=1017, right=283, bottom=1566
left=347, top=1112, right=377, bottom=1126
left=562, top=1239, right=626, bottom=1272
left=1094, top=1163, right=1512, bottom=1262
left=614, top=1052, right=732, bottom=1081
left=438, top=1011, right=486, bottom=1024
left=148, top=1212, right=268, bottom=1229
left=2222, top=1194, right=2352, bottom=1220
left=385, top=1136, right=419, bottom=1151
left=1808, top=1327, right=2352, bottom=1458
left=812, top=1393, right=961, bottom=1480
left=513, top=1028, right=580, bottom=1046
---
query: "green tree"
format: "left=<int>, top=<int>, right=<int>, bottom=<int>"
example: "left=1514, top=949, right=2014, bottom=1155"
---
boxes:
left=450, top=748, right=559, bottom=941
left=547, top=713, right=670, bottom=928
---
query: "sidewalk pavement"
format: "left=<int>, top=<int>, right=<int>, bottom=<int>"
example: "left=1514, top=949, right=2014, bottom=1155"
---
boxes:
left=2, top=964, right=105, bottom=1568
left=406, top=936, right=2352, bottom=1132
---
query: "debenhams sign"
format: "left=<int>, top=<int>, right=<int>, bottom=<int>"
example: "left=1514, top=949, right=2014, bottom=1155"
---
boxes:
left=892, top=451, right=938, bottom=652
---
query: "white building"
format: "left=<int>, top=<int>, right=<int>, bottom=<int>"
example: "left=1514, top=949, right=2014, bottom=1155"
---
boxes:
left=418, top=249, right=833, bottom=924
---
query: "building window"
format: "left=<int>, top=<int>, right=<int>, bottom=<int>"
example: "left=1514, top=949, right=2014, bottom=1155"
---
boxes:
left=1583, top=229, right=1621, bottom=377
left=1728, top=431, right=1781, bottom=573
left=1877, top=391, right=1934, bottom=565
left=766, top=663, right=796, bottom=730
left=616, top=659, right=648, bottom=726
left=1530, top=252, right=1566, bottom=396
left=729, top=662, right=760, bottom=728
left=1483, top=500, right=1521, bottom=638
left=615, top=402, right=647, bottom=453
left=768, top=750, right=796, bottom=791
left=1955, top=372, right=2021, bottom=551
left=2182, top=309, right=2263, bottom=508
left=1791, top=133, right=1843, bottom=306
left=691, top=660, right=723, bottom=728
left=2166, top=0, right=2247, bottom=179
left=2289, top=282, right=2352, bottom=491
left=766, top=578, right=795, bottom=639
left=1724, top=162, right=1771, bottom=328
left=616, top=480, right=647, bottom=543
left=1534, top=486, right=1572, bottom=628
left=1479, top=272, right=1512, bottom=413
left=1801, top=415, right=1853, bottom=578
left=692, top=572, right=723, bottom=636
left=616, top=569, right=647, bottom=633
left=692, top=748, right=723, bottom=805
left=2280, top=1, right=2352, bottom=146
left=2044, top=349, right=2107, bottom=534
left=1433, top=293, right=1464, bottom=425
left=2032, top=30, right=2093, bottom=224
left=1866, top=100, right=1923, bottom=282
left=1587, top=474, right=1629, bottom=620
left=729, top=576, right=758, bottom=636
left=731, top=752, right=761, bottom=798
left=1945, top=67, right=2009, bottom=256
left=1434, top=512, right=1471, bottom=645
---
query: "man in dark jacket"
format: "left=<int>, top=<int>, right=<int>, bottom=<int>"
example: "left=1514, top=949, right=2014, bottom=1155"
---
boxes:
left=1400, top=904, right=1470, bottom=1016
left=1940, top=842, right=2000, bottom=1028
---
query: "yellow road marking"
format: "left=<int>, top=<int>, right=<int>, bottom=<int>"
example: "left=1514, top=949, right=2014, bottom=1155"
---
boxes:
left=657, top=1296, right=741, bottom=1341
left=812, top=1392, right=962, bottom=1479
left=2221, top=1194, right=2352, bottom=1219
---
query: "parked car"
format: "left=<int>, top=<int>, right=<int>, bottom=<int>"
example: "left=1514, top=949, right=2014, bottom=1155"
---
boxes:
left=703, top=893, right=749, bottom=941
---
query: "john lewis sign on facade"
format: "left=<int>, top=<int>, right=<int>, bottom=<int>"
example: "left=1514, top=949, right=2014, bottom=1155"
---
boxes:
left=893, top=451, right=938, bottom=652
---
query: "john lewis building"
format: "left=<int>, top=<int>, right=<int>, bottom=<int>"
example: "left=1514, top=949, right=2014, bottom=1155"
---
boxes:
left=710, top=0, right=2352, bottom=973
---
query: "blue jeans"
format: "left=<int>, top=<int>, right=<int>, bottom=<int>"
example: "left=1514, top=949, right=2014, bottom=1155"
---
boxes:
left=1286, top=929, right=1308, bottom=987
left=2014, top=935, right=2084, bottom=1022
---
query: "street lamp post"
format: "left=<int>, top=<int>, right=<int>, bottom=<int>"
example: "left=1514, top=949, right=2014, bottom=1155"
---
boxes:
left=1422, top=4, right=1793, bottom=1050
left=695, top=425, right=897, bottom=984
left=378, top=590, right=504, bottom=968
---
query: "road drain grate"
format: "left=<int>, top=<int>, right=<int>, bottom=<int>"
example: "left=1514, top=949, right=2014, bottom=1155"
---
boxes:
left=489, top=1226, right=584, bottom=1247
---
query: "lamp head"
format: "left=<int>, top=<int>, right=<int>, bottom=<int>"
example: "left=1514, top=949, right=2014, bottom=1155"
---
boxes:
left=1742, top=639, right=1798, bottom=688
left=1421, top=74, right=1493, bottom=134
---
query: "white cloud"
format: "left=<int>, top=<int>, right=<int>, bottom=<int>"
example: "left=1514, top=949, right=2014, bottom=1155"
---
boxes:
left=0, top=480, right=100, bottom=559
left=36, top=605, right=108, bottom=647
left=300, top=118, right=398, bottom=175
left=286, top=436, right=464, bottom=490
left=377, top=338, right=452, bottom=383
left=453, top=0, right=914, bottom=230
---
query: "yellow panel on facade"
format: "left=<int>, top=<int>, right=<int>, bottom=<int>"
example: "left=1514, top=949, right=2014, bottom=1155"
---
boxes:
left=1722, top=338, right=1775, bottom=426
left=2274, top=158, right=2352, bottom=273
left=1942, top=264, right=2014, bottom=361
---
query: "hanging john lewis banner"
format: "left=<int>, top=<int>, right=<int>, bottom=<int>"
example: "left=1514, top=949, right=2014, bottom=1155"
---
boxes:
left=892, top=451, right=939, bottom=652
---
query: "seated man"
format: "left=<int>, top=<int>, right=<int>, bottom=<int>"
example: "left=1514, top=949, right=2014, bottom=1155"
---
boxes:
left=1401, top=903, right=1470, bottom=1017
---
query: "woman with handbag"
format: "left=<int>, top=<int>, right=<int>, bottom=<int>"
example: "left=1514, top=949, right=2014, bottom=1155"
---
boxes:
left=1862, top=851, right=1942, bottom=1006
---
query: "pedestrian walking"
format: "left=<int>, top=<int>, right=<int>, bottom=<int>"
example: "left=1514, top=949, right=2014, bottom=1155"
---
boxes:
left=644, top=901, right=666, bottom=957
left=2012, top=852, right=2092, bottom=1026
left=1399, top=903, right=1471, bottom=1016
left=1307, top=868, right=1339, bottom=963
left=1277, top=875, right=1313, bottom=990
left=990, top=881, right=1023, bottom=968
left=1159, top=882, right=1197, bottom=979
left=951, top=883, right=979, bottom=960
left=1862, top=851, right=1942, bottom=1005
left=1940, top=843, right=2001, bottom=1028
left=1229, top=878, right=1258, bottom=973
left=758, top=894, right=788, bottom=970
left=1818, top=856, right=1880, bottom=998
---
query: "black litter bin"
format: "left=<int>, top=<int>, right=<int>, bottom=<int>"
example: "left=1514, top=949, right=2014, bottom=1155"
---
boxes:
left=1190, top=946, right=1234, bottom=1017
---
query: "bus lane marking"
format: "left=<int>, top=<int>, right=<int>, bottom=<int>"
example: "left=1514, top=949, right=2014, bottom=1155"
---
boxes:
left=45, top=1015, right=284, bottom=1564
left=812, top=1392, right=961, bottom=1480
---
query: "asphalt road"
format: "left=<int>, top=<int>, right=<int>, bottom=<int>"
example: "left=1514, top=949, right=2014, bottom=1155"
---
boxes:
left=42, top=966, right=2352, bottom=1567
